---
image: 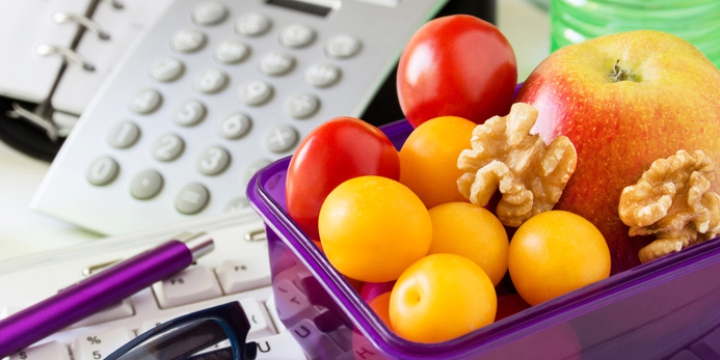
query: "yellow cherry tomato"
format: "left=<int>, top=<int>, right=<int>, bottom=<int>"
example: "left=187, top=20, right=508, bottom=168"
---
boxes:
left=389, top=253, right=496, bottom=343
left=508, top=210, right=611, bottom=306
left=399, top=116, right=476, bottom=208
left=319, top=176, right=432, bottom=283
left=427, top=202, right=509, bottom=286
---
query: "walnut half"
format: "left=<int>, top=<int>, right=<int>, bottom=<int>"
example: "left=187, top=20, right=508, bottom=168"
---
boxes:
left=457, top=103, right=577, bottom=227
left=618, top=149, right=720, bottom=263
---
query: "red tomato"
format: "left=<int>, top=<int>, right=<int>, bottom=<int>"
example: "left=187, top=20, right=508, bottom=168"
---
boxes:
left=286, top=117, right=400, bottom=240
left=397, top=14, right=517, bottom=128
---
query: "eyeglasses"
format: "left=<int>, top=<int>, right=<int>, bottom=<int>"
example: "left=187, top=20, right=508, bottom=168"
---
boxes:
left=105, top=301, right=257, bottom=360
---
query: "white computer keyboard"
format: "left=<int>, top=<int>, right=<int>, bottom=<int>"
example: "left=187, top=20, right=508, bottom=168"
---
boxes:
left=0, top=210, right=306, bottom=360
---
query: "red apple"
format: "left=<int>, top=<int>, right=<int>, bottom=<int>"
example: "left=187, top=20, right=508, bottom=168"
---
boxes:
left=515, top=30, right=720, bottom=274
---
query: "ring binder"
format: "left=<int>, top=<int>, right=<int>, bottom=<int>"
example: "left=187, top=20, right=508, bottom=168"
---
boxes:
left=0, top=0, right=176, bottom=159
left=35, top=44, right=96, bottom=72
left=53, top=12, right=111, bottom=40
left=109, top=0, right=125, bottom=10
left=7, top=103, right=60, bottom=142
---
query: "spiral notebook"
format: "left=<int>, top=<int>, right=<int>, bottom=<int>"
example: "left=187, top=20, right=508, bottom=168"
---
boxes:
left=0, top=0, right=173, bottom=129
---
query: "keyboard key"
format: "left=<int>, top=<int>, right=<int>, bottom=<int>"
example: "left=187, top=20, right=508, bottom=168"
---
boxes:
left=260, top=52, right=295, bottom=76
left=152, top=134, right=185, bottom=162
left=129, top=89, right=162, bottom=114
left=152, top=265, right=223, bottom=308
left=219, top=113, right=252, bottom=140
left=216, top=257, right=272, bottom=294
left=8, top=341, right=70, bottom=360
left=107, top=121, right=140, bottom=149
left=290, top=319, right=344, bottom=359
left=87, top=156, right=119, bottom=186
left=306, top=63, right=341, bottom=88
left=669, top=350, right=701, bottom=360
left=175, top=183, right=210, bottom=215
left=284, top=93, right=319, bottom=119
left=280, top=25, right=315, bottom=48
left=264, top=125, right=298, bottom=153
left=71, top=327, right=133, bottom=360
left=192, top=1, right=228, bottom=25
left=172, top=29, right=206, bottom=53
left=236, top=12, right=272, bottom=37
left=254, top=332, right=307, bottom=360
left=265, top=295, right=287, bottom=333
left=242, top=159, right=272, bottom=185
left=150, top=57, right=184, bottom=82
left=130, top=169, right=164, bottom=200
left=71, top=298, right=134, bottom=328
left=325, top=34, right=361, bottom=59
left=215, top=40, right=250, bottom=64
left=273, top=278, right=320, bottom=324
left=240, top=298, right=276, bottom=338
left=239, top=80, right=273, bottom=106
left=194, top=68, right=228, bottom=94
left=224, top=197, right=249, bottom=212
left=175, top=100, right=207, bottom=127
left=690, top=326, right=720, bottom=358
left=197, top=146, right=231, bottom=176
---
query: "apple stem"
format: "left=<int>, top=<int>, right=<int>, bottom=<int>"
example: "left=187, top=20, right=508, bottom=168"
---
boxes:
left=611, top=59, right=639, bottom=82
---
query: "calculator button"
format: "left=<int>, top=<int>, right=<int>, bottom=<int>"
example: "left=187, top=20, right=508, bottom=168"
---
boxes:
left=285, top=93, right=319, bottom=119
left=265, top=125, right=298, bottom=153
left=192, top=1, right=228, bottom=26
left=239, top=80, right=273, bottom=106
left=219, top=113, right=252, bottom=140
left=130, top=169, right=163, bottom=200
left=171, top=29, right=207, bottom=53
left=194, top=68, right=228, bottom=94
left=9, top=341, right=70, bottom=360
left=107, top=121, right=140, bottom=149
left=236, top=12, right=272, bottom=37
left=280, top=24, right=316, bottom=48
left=150, top=57, right=184, bottom=82
left=152, top=133, right=185, bottom=162
left=197, top=146, right=231, bottom=175
left=243, top=159, right=272, bottom=185
left=306, top=63, right=341, bottom=88
left=175, top=183, right=210, bottom=214
left=152, top=265, right=223, bottom=308
left=259, top=52, right=295, bottom=76
left=175, top=100, right=206, bottom=126
left=216, top=257, right=272, bottom=294
left=129, top=89, right=162, bottom=114
left=326, top=34, right=362, bottom=58
left=87, top=156, right=119, bottom=186
left=224, top=197, right=249, bottom=212
left=71, top=327, right=133, bottom=360
left=215, top=39, right=250, bottom=64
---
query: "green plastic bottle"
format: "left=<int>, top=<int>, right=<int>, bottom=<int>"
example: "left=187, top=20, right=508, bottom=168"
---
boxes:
left=550, top=0, right=720, bottom=68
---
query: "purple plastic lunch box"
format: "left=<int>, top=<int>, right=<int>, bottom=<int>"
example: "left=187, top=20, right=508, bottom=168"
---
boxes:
left=247, top=120, right=720, bottom=360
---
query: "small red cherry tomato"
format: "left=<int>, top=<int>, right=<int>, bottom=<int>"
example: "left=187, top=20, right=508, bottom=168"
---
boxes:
left=397, top=14, right=517, bottom=128
left=286, top=117, right=400, bottom=240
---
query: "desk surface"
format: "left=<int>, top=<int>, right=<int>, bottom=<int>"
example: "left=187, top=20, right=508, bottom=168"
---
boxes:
left=0, top=0, right=550, bottom=261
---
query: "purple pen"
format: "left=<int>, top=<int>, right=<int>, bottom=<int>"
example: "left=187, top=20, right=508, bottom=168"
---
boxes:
left=0, top=232, right=214, bottom=358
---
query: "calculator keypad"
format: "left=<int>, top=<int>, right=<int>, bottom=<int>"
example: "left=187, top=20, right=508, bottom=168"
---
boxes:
left=91, top=1, right=367, bottom=220
left=34, top=0, right=439, bottom=236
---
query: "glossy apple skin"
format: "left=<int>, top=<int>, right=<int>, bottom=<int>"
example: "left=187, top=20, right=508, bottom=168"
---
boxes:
left=515, top=30, right=720, bottom=274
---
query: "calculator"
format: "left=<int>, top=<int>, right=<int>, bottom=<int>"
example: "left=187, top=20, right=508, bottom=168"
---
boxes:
left=30, top=0, right=457, bottom=235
